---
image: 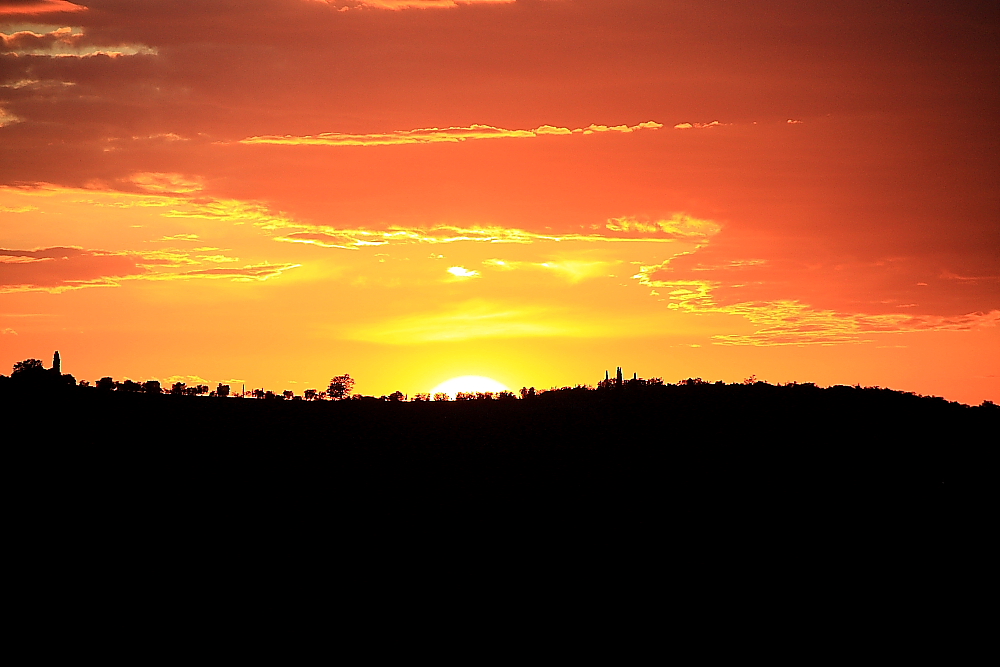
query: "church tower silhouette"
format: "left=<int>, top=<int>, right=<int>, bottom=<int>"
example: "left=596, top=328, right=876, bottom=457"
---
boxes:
left=52, top=350, right=60, bottom=375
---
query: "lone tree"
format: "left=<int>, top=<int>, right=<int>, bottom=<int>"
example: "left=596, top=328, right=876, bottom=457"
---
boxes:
left=12, top=359, right=45, bottom=376
left=327, top=374, right=355, bottom=400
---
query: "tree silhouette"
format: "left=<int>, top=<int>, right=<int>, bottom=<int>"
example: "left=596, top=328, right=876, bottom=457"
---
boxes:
left=327, top=374, right=355, bottom=400
left=12, top=359, right=45, bottom=376
left=216, top=383, right=230, bottom=398
left=142, top=380, right=161, bottom=394
left=96, top=377, right=115, bottom=391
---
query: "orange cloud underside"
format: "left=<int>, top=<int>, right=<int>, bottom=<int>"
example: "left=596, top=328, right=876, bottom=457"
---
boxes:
left=0, top=1, right=996, bottom=404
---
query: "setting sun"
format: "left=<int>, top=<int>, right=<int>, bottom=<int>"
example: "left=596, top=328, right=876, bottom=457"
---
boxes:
left=431, top=376, right=510, bottom=399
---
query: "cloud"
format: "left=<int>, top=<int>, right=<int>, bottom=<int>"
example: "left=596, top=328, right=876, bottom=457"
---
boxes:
left=275, top=217, right=705, bottom=250
left=315, top=0, right=515, bottom=10
left=154, top=233, right=200, bottom=242
left=126, top=172, right=203, bottom=194
left=0, top=105, right=21, bottom=127
left=1, top=327, right=16, bottom=335
left=0, top=1, right=85, bottom=15
left=939, top=270, right=1000, bottom=283
left=0, top=246, right=148, bottom=291
left=606, top=214, right=721, bottom=239
left=239, top=121, right=662, bottom=147
left=673, top=121, right=725, bottom=129
left=0, top=242, right=296, bottom=290
left=163, top=199, right=298, bottom=229
left=160, top=262, right=300, bottom=282
left=481, top=258, right=620, bottom=283
left=712, top=304, right=1000, bottom=346
left=630, top=261, right=1000, bottom=346
left=447, top=266, right=479, bottom=278
left=0, top=26, right=155, bottom=57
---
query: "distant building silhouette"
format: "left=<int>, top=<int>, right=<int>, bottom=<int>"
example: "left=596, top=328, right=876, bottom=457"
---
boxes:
left=52, top=350, right=61, bottom=375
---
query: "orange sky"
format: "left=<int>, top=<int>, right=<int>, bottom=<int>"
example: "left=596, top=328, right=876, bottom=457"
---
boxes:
left=2, top=0, right=997, bottom=403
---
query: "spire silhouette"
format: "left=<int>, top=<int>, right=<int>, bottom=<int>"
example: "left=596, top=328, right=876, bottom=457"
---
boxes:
left=52, top=350, right=61, bottom=375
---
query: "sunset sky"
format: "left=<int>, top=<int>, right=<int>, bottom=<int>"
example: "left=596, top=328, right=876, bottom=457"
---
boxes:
left=1, top=0, right=997, bottom=403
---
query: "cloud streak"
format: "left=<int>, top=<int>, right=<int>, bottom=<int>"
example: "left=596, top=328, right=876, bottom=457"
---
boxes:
left=0, top=26, right=155, bottom=57
left=632, top=263, right=1000, bottom=346
left=316, top=0, right=515, bottom=10
left=239, top=121, right=663, bottom=147
left=0, top=245, right=297, bottom=291
left=275, top=215, right=715, bottom=250
left=0, top=246, right=148, bottom=291
left=0, top=1, right=85, bottom=15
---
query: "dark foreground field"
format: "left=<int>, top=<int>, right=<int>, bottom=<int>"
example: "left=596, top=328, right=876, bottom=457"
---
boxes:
left=5, top=381, right=992, bottom=628
left=7, top=382, right=993, bottom=520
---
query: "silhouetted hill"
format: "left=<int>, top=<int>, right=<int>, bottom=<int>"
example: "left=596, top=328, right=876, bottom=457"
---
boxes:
left=6, top=380, right=991, bottom=506
left=6, top=378, right=988, bottom=610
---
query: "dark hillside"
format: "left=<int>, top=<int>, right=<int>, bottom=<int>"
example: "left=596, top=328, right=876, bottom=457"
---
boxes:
left=5, top=377, right=989, bottom=607
left=5, top=380, right=992, bottom=514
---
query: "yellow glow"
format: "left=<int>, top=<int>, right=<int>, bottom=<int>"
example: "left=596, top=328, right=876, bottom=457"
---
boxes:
left=430, top=375, right=510, bottom=398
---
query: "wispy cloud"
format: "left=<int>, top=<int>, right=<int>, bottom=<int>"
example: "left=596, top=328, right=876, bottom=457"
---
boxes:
left=239, top=121, right=662, bottom=147
left=314, top=0, right=515, bottom=11
left=154, top=263, right=300, bottom=283
left=673, top=121, right=726, bottom=129
left=154, top=234, right=200, bottom=243
left=0, top=26, right=155, bottom=57
left=631, top=261, right=1000, bottom=345
left=0, top=246, right=148, bottom=292
left=0, top=244, right=296, bottom=291
left=276, top=215, right=714, bottom=250
left=127, top=172, right=203, bottom=194
left=0, top=106, right=22, bottom=127
left=481, top=258, right=620, bottom=283
left=712, top=304, right=1000, bottom=346
left=0, top=1, right=85, bottom=16
left=606, top=215, right=721, bottom=239
left=163, top=199, right=298, bottom=229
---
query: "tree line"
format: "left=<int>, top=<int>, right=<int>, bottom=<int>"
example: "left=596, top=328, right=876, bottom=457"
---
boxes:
left=2, top=355, right=996, bottom=410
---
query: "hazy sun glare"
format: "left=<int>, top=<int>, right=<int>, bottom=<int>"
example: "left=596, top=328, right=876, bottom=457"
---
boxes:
left=431, top=376, right=510, bottom=398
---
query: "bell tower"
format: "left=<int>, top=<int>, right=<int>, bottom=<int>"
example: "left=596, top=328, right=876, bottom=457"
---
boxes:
left=52, top=350, right=61, bottom=375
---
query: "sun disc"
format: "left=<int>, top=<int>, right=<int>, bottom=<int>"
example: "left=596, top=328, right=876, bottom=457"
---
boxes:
left=431, top=375, right=510, bottom=398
